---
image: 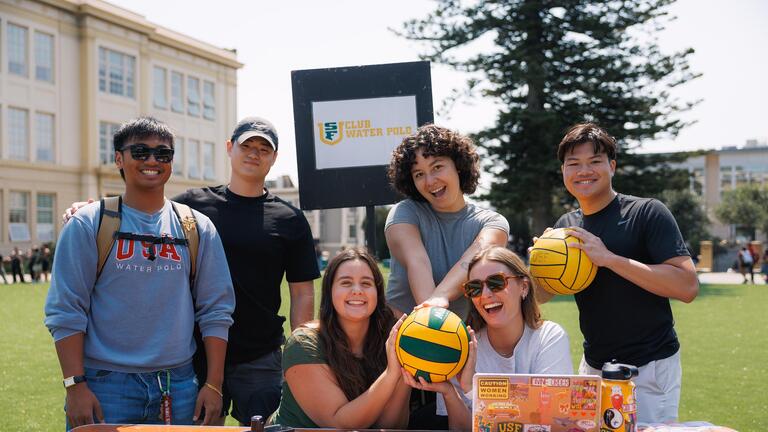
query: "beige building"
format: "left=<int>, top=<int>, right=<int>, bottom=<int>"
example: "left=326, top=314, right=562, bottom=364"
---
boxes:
left=0, top=0, right=240, bottom=253
left=678, top=141, right=768, bottom=242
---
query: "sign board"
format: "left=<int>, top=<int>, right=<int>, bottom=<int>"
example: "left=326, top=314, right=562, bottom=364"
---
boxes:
left=291, top=61, right=433, bottom=210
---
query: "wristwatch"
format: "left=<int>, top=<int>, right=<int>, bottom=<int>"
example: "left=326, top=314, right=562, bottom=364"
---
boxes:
left=63, top=375, right=87, bottom=388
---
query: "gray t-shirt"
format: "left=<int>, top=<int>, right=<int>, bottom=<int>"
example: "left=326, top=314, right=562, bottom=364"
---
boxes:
left=385, top=199, right=509, bottom=319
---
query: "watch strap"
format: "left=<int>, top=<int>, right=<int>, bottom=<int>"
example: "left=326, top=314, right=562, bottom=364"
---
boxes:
left=63, top=375, right=87, bottom=388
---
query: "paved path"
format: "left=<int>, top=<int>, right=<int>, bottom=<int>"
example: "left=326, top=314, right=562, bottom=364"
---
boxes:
left=698, top=271, right=766, bottom=285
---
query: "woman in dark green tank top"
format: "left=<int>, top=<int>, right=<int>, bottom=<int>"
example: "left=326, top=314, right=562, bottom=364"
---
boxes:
left=271, top=248, right=411, bottom=428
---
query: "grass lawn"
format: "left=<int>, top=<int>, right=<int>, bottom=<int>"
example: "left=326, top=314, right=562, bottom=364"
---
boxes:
left=2, top=278, right=764, bottom=431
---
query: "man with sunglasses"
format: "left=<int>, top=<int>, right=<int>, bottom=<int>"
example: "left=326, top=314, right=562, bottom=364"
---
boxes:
left=537, top=123, right=699, bottom=424
left=45, top=117, right=235, bottom=428
left=61, top=117, right=319, bottom=425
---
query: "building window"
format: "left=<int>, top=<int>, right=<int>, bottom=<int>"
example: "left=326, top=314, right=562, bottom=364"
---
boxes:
left=734, top=166, right=747, bottom=188
left=36, top=113, right=55, bottom=162
left=187, top=76, right=200, bottom=116
left=10, top=191, right=29, bottom=223
left=8, top=191, right=31, bottom=242
left=719, top=166, right=732, bottom=193
left=99, top=121, right=120, bottom=164
left=98, top=47, right=135, bottom=98
left=9, top=108, right=29, bottom=160
left=203, top=81, right=215, bottom=120
left=203, top=141, right=215, bottom=180
left=35, top=31, right=54, bottom=82
left=187, top=139, right=200, bottom=178
left=37, top=193, right=55, bottom=242
left=153, top=66, right=167, bottom=109
left=173, top=138, right=184, bottom=176
left=171, top=71, right=184, bottom=113
left=8, top=23, right=28, bottom=76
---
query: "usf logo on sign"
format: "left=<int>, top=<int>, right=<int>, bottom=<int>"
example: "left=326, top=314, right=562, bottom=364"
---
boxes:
left=318, top=121, right=343, bottom=146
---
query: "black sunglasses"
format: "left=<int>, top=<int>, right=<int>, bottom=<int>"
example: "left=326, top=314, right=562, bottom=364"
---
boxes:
left=122, top=144, right=174, bottom=163
left=463, top=272, right=521, bottom=298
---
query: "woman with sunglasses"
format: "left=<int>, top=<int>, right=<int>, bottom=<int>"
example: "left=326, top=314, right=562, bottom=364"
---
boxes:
left=405, top=247, right=573, bottom=428
left=271, top=248, right=411, bottom=428
left=462, top=247, right=572, bottom=378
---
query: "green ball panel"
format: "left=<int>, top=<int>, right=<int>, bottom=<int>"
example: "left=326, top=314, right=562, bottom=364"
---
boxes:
left=415, top=369, right=432, bottom=383
left=427, top=307, right=450, bottom=330
left=399, top=334, right=462, bottom=363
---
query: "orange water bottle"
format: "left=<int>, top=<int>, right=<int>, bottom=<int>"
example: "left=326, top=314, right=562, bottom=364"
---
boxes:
left=600, top=360, right=639, bottom=432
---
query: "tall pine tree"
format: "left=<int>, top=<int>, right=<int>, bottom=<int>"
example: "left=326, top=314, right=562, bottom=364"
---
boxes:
left=398, top=0, right=699, bottom=242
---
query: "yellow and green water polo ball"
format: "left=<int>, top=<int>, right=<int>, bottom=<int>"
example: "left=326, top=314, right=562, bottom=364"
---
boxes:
left=529, top=227, right=597, bottom=295
left=395, top=306, right=470, bottom=383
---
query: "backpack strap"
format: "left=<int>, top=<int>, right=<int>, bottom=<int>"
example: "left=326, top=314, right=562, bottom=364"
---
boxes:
left=171, top=201, right=199, bottom=286
left=96, top=196, right=122, bottom=278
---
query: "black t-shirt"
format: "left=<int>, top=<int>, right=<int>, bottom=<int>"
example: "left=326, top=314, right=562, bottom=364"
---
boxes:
left=174, top=185, right=320, bottom=364
left=554, top=193, right=690, bottom=369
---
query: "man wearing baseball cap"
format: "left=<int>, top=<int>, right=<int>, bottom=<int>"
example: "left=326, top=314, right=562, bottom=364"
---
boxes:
left=64, top=117, right=320, bottom=425
left=61, top=117, right=319, bottom=425
left=174, top=117, right=319, bottom=425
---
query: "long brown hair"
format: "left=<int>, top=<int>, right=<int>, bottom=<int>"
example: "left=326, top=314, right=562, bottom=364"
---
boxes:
left=465, top=247, right=542, bottom=331
left=318, top=248, right=395, bottom=401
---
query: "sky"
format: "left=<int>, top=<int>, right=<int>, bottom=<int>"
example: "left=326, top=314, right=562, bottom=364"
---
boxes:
left=109, top=0, right=768, bottom=183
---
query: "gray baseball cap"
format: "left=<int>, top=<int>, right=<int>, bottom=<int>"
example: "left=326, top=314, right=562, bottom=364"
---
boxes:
left=230, top=117, right=278, bottom=151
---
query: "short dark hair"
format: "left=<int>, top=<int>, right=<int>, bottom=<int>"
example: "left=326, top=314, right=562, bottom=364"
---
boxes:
left=388, top=124, right=479, bottom=201
left=113, top=116, right=174, bottom=153
left=113, top=116, right=174, bottom=180
left=557, top=123, right=617, bottom=163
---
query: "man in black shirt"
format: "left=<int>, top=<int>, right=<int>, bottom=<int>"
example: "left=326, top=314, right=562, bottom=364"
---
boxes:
left=174, top=117, right=319, bottom=425
left=537, top=123, right=698, bottom=424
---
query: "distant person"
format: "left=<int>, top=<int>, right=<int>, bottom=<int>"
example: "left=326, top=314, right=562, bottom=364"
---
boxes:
left=748, top=244, right=759, bottom=282
left=385, top=124, right=509, bottom=429
left=30, top=246, right=42, bottom=283
left=45, top=116, right=235, bottom=428
left=761, top=248, right=768, bottom=284
left=40, top=247, right=52, bottom=282
left=738, top=246, right=754, bottom=284
left=26, top=248, right=34, bottom=282
left=0, top=253, right=8, bottom=284
left=537, top=123, right=698, bottom=424
left=272, top=248, right=410, bottom=428
left=10, top=247, right=24, bottom=283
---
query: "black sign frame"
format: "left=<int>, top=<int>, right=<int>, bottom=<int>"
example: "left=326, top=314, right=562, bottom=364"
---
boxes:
left=291, top=61, right=433, bottom=210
